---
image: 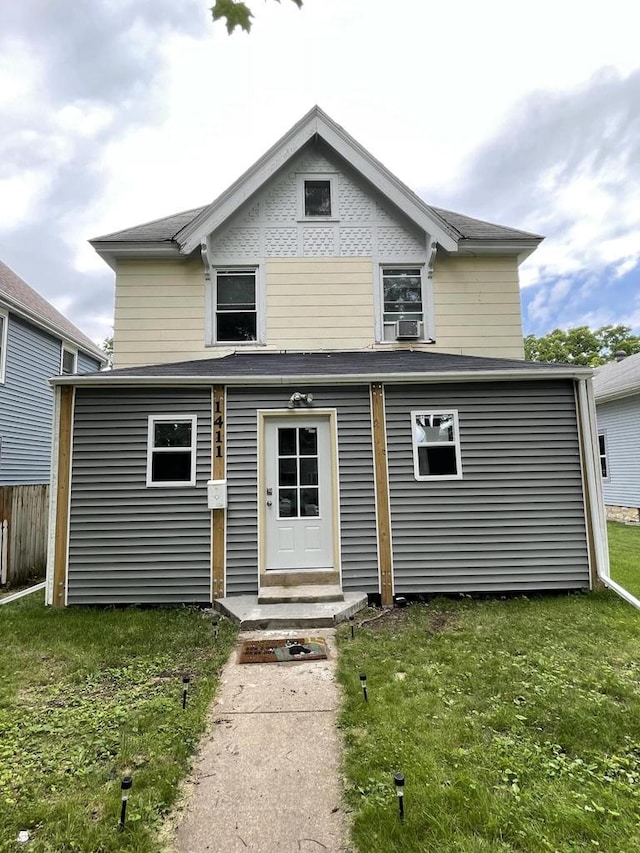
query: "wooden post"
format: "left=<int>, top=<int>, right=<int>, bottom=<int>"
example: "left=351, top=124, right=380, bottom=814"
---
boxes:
left=53, top=386, right=73, bottom=607
left=371, top=383, right=393, bottom=606
left=211, top=385, right=226, bottom=600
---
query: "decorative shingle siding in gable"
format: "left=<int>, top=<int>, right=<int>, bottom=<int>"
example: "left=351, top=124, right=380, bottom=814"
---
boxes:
left=67, top=388, right=212, bottom=605
left=210, top=144, right=427, bottom=262
left=225, top=385, right=379, bottom=595
left=384, top=380, right=589, bottom=593
left=597, top=395, right=640, bottom=509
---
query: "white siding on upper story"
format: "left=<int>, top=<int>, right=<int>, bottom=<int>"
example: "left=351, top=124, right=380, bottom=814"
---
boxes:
left=113, top=257, right=207, bottom=368
left=431, top=255, right=524, bottom=359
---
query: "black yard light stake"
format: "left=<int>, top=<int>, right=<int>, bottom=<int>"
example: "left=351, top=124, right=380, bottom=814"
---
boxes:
left=394, top=773, right=405, bottom=820
left=182, top=676, right=190, bottom=710
left=119, top=776, right=132, bottom=831
left=360, top=672, right=368, bottom=702
left=349, top=615, right=355, bottom=639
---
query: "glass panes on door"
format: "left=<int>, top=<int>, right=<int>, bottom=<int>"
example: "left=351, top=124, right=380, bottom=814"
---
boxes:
left=277, top=427, right=319, bottom=518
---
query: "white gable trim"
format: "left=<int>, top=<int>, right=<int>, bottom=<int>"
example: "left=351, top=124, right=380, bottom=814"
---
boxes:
left=177, top=106, right=459, bottom=256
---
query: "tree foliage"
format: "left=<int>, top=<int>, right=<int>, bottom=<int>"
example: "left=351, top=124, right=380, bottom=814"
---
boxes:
left=524, top=325, right=640, bottom=367
left=211, top=0, right=303, bottom=34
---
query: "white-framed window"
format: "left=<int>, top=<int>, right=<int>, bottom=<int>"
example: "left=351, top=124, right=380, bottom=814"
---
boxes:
left=213, top=268, right=258, bottom=343
left=598, top=432, right=608, bottom=480
left=146, top=415, right=197, bottom=487
left=380, top=266, right=433, bottom=342
left=61, top=345, right=77, bottom=375
left=298, top=173, right=338, bottom=219
left=0, top=310, right=7, bottom=384
left=411, top=410, right=463, bottom=481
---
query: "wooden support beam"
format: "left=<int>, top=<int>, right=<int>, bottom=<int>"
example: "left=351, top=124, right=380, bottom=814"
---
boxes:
left=211, top=385, right=226, bottom=600
left=52, top=385, right=73, bottom=607
left=371, top=383, right=393, bottom=606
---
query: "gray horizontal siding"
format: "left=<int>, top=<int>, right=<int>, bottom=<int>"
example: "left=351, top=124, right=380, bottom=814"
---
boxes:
left=597, top=395, right=640, bottom=509
left=385, top=380, right=589, bottom=593
left=77, top=350, right=103, bottom=374
left=68, top=388, right=212, bottom=605
left=225, top=386, right=378, bottom=595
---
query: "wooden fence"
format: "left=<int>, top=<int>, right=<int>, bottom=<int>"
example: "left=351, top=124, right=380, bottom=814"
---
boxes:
left=0, top=485, right=49, bottom=586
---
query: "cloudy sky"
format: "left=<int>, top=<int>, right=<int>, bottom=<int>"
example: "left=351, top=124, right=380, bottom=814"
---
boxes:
left=1, top=0, right=639, bottom=346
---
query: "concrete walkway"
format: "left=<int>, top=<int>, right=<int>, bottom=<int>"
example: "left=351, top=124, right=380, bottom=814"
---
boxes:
left=169, top=629, right=352, bottom=853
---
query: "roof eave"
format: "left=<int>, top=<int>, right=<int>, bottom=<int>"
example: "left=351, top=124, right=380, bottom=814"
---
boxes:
left=457, top=238, right=543, bottom=264
left=176, top=106, right=459, bottom=255
left=594, top=386, right=640, bottom=404
left=0, top=296, right=106, bottom=364
left=90, top=241, right=184, bottom=270
left=50, top=365, right=592, bottom=388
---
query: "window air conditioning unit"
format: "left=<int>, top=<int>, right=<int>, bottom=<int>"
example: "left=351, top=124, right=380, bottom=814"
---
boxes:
left=395, top=319, right=421, bottom=340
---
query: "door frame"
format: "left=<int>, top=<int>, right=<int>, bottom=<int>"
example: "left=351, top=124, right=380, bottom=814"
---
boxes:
left=257, top=408, right=341, bottom=587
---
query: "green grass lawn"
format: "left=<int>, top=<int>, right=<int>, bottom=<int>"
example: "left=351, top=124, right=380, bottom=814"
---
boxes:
left=338, top=585, right=640, bottom=848
left=608, top=521, right=640, bottom=598
left=0, top=594, right=236, bottom=852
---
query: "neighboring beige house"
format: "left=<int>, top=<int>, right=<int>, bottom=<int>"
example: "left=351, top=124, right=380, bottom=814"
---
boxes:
left=46, top=107, right=608, bottom=614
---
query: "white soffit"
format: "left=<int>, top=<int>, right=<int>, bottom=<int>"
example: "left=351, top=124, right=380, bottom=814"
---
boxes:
left=177, top=106, right=459, bottom=255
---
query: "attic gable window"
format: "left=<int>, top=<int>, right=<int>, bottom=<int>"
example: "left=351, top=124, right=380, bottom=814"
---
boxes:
left=411, top=410, right=463, bottom=480
left=215, top=269, right=257, bottom=343
left=298, top=174, right=337, bottom=220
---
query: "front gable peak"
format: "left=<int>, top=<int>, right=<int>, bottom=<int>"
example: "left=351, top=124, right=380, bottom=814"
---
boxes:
left=176, top=106, right=460, bottom=255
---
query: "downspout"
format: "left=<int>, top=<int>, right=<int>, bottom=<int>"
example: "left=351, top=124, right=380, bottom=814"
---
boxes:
left=577, top=379, right=640, bottom=608
left=45, top=385, right=61, bottom=605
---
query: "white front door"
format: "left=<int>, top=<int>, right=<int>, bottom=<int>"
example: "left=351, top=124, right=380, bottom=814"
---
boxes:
left=264, top=416, right=334, bottom=571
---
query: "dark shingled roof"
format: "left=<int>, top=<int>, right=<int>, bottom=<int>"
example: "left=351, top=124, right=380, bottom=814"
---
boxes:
left=0, top=260, right=104, bottom=357
left=92, top=204, right=541, bottom=246
left=78, top=350, right=583, bottom=381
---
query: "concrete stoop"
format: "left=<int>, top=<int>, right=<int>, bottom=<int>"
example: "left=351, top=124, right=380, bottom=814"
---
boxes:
left=214, top=590, right=367, bottom=629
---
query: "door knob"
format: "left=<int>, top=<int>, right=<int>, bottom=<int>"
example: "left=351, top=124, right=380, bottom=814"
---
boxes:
left=266, top=500, right=272, bottom=506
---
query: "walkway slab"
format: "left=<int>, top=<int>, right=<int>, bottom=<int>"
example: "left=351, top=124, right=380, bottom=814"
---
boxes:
left=169, top=629, right=351, bottom=853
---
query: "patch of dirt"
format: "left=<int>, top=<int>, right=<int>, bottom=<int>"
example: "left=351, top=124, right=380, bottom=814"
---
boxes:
left=356, top=605, right=458, bottom=634
left=426, top=611, right=457, bottom=634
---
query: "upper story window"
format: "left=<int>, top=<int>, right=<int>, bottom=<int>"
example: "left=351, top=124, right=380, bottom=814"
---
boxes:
left=298, top=174, right=337, bottom=220
left=0, top=311, right=7, bottom=383
left=146, top=415, right=197, bottom=487
left=411, top=410, right=462, bottom=480
left=381, top=267, right=429, bottom=342
left=215, top=269, right=257, bottom=343
left=61, top=345, right=77, bottom=375
left=598, top=432, right=608, bottom=479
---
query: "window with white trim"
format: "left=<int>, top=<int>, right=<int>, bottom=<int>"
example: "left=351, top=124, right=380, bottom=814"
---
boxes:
left=381, top=266, right=431, bottom=342
left=61, top=345, right=77, bottom=375
left=411, top=410, right=462, bottom=480
left=598, top=432, right=608, bottom=479
left=0, top=311, right=7, bottom=383
left=214, top=269, right=257, bottom=343
left=146, top=416, right=197, bottom=487
left=298, top=174, right=337, bottom=219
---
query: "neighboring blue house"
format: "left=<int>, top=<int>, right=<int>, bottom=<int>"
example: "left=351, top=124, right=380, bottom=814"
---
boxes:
left=0, top=260, right=106, bottom=585
left=594, top=352, right=640, bottom=524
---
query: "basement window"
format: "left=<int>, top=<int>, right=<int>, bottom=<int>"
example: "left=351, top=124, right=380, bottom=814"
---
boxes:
left=147, top=416, right=197, bottom=487
left=411, top=410, right=462, bottom=480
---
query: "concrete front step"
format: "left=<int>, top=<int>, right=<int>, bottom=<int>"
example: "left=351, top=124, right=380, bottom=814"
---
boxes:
left=214, top=592, right=367, bottom=629
left=257, top=583, right=344, bottom=605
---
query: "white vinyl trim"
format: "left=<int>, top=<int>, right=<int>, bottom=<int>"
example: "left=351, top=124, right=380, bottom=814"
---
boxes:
left=577, top=379, right=610, bottom=581
left=411, top=409, right=463, bottom=481
left=0, top=309, right=7, bottom=384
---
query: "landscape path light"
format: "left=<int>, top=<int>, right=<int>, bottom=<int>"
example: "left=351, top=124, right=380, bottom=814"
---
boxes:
left=394, top=772, right=405, bottom=819
left=119, top=776, right=133, bottom=831
left=182, top=676, right=190, bottom=710
left=360, top=672, right=368, bottom=702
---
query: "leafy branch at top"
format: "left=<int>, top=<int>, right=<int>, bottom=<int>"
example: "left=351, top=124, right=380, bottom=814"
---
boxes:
left=211, top=0, right=303, bottom=34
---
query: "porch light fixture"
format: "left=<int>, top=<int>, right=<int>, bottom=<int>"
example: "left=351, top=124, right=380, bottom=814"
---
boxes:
left=287, top=391, right=314, bottom=408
